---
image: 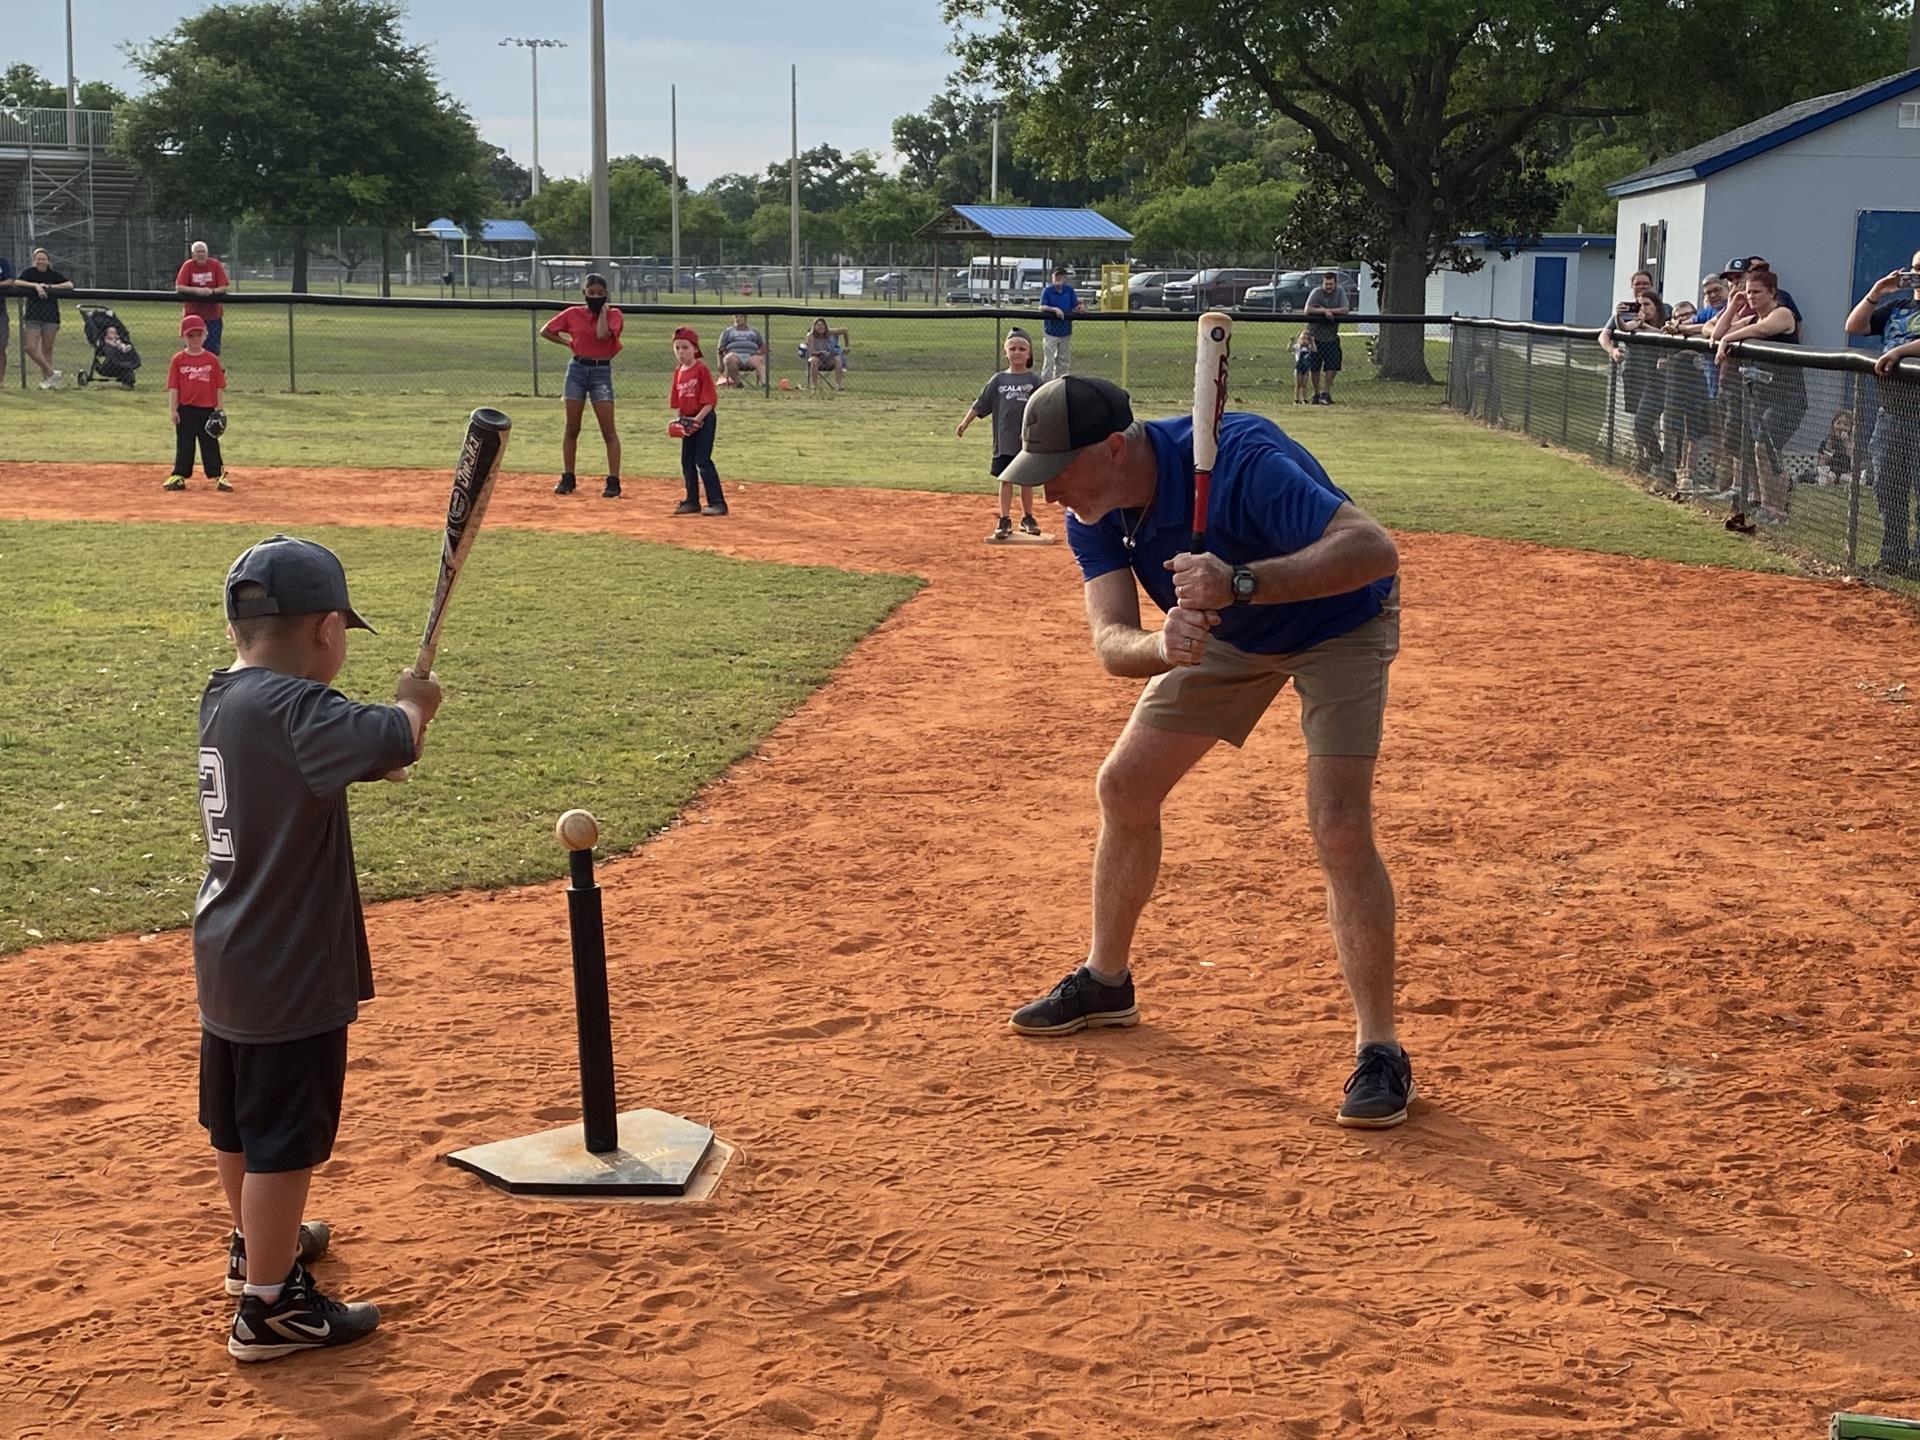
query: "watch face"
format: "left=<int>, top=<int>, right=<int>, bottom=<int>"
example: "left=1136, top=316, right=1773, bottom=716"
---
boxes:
left=1233, top=569, right=1256, bottom=598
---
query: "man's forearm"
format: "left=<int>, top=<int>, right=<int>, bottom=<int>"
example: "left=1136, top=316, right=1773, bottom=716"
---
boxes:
left=1092, top=621, right=1171, bottom=678
left=1248, top=527, right=1398, bottom=604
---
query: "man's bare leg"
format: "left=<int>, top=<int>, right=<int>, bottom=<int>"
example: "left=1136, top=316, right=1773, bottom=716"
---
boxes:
left=1306, top=753, right=1397, bottom=1050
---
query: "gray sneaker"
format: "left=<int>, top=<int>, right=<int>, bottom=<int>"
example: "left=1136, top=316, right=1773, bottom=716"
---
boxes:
left=1337, top=1043, right=1416, bottom=1129
left=1010, top=966, right=1139, bottom=1036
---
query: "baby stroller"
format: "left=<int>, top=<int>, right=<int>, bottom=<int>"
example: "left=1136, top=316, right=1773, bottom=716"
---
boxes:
left=76, top=304, right=142, bottom=388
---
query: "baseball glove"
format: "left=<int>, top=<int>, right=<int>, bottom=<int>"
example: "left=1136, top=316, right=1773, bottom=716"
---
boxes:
left=204, top=408, right=228, bottom=438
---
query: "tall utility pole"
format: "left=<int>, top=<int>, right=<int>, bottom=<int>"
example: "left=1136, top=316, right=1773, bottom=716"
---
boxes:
left=990, top=108, right=1000, bottom=203
left=65, top=0, right=78, bottom=146
left=499, top=38, right=566, bottom=198
left=1910, top=2, right=1919, bottom=70
left=589, top=0, right=610, bottom=268
left=789, top=65, right=801, bottom=300
left=671, top=85, right=681, bottom=292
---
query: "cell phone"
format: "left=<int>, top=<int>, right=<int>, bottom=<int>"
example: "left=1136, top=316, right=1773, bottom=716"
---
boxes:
left=1900, top=270, right=1920, bottom=287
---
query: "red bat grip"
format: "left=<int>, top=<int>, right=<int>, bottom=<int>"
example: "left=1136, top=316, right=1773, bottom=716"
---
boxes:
left=1191, top=471, right=1211, bottom=554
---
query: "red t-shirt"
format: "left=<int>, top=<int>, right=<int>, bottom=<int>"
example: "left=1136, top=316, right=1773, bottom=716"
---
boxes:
left=168, top=350, right=226, bottom=409
left=671, top=361, right=717, bottom=417
left=175, top=257, right=231, bottom=320
left=544, top=304, right=623, bottom=360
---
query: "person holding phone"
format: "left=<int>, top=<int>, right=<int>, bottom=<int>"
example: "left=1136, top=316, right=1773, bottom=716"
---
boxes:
left=1598, top=272, right=1668, bottom=475
left=1845, top=253, right=1920, bottom=577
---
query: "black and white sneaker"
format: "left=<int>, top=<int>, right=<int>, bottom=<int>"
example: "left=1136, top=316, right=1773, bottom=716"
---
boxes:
left=993, top=516, right=1013, bottom=540
left=1010, top=966, right=1140, bottom=1036
left=226, top=1221, right=332, bottom=1296
left=553, top=472, right=577, bottom=496
left=228, top=1264, right=379, bottom=1362
left=1019, top=514, right=1042, bottom=537
left=1337, top=1043, right=1416, bottom=1129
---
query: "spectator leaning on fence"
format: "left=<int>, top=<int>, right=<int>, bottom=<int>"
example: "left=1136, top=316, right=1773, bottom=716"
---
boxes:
left=1598, top=273, right=1669, bottom=477
left=1711, top=265, right=1802, bottom=528
left=1844, top=251, right=1920, bottom=578
left=1039, top=266, right=1080, bottom=381
left=1302, top=271, right=1350, bottom=405
left=1657, top=300, right=1711, bottom=485
left=17, top=246, right=73, bottom=389
left=717, top=313, right=768, bottom=389
left=176, top=240, right=232, bottom=356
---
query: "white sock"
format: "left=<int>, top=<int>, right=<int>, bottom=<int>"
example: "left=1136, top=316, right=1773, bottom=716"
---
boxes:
left=242, top=1281, right=284, bottom=1303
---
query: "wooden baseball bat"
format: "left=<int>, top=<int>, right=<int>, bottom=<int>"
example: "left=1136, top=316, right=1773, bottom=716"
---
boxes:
left=385, top=406, right=511, bottom=781
left=1191, top=311, right=1232, bottom=553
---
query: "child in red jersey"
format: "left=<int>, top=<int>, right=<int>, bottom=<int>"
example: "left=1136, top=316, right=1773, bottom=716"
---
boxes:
left=165, top=315, right=230, bottom=492
left=669, top=326, right=726, bottom=516
left=540, top=271, right=624, bottom=498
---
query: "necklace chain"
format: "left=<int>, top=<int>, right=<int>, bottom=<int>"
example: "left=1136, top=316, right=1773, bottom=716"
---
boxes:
left=1121, top=477, right=1157, bottom=551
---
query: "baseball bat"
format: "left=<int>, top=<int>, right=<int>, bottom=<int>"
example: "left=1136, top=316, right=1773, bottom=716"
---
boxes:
left=1191, top=311, right=1233, bottom=553
left=385, top=406, right=512, bottom=781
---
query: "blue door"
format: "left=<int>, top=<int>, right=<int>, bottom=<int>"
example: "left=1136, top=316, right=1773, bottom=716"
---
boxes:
left=1851, top=211, right=1920, bottom=348
left=1531, top=256, right=1567, bottom=324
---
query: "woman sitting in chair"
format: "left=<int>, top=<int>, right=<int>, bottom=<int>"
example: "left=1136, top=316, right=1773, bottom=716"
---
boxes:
left=801, top=317, right=849, bottom=392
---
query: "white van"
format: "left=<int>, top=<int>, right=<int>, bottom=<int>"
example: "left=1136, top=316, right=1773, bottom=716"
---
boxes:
left=965, top=255, right=1049, bottom=304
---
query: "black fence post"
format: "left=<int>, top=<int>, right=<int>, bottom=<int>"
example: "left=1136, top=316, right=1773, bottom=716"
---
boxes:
left=1522, top=330, right=1535, bottom=435
left=763, top=310, right=773, bottom=396
left=1603, top=353, right=1618, bottom=465
left=286, top=303, right=297, bottom=394
left=1847, top=372, right=1869, bottom=571
left=1560, top=338, right=1572, bottom=444
left=530, top=308, right=540, bottom=398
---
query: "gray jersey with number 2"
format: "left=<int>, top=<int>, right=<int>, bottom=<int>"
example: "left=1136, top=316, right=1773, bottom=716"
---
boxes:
left=193, top=666, right=416, bottom=1044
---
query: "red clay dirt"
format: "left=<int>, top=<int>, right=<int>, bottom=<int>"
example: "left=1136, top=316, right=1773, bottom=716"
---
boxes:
left=4, top=465, right=1919, bottom=1439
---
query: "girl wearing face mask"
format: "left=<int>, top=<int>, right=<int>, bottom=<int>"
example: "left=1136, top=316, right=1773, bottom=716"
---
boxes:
left=541, top=272, right=624, bottom=498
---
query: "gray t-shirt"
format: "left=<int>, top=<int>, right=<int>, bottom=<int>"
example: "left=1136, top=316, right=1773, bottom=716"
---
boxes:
left=973, top=368, right=1038, bottom=459
left=193, top=666, right=417, bottom=1043
left=719, top=325, right=763, bottom=358
left=1304, top=286, right=1349, bottom=341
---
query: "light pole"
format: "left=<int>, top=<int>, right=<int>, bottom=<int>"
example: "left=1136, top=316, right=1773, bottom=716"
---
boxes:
left=65, top=0, right=77, bottom=147
left=499, top=37, right=566, bottom=198
left=990, top=106, right=1000, bottom=203
left=589, top=0, right=609, bottom=269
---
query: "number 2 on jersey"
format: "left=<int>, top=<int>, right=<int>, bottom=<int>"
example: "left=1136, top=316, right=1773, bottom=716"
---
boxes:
left=198, top=747, right=235, bottom=862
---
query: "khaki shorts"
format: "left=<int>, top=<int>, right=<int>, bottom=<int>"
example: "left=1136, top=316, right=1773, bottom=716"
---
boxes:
left=1135, top=582, right=1400, bottom=753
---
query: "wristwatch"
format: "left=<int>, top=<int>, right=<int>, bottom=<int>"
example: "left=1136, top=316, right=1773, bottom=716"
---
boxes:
left=1230, top=566, right=1258, bottom=606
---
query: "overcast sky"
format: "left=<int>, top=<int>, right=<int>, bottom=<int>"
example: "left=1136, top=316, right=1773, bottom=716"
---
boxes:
left=20, top=0, right=965, bottom=185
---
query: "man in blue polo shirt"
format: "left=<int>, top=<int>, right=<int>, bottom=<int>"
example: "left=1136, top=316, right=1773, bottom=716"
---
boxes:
left=1038, top=266, right=1079, bottom=381
left=998, top=375, right=1413, bottom=1128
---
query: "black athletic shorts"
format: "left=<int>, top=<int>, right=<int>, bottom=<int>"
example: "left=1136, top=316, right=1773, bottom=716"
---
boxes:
left=990, top=453, right=1014, bottom=478
left=199, top=1026, right=349, bottom=1173
left=1309, top=337, right=1343, bottom=373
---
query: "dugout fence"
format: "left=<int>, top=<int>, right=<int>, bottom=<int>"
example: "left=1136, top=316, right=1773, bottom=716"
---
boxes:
left=1447, top=319, right=1920, bottom=599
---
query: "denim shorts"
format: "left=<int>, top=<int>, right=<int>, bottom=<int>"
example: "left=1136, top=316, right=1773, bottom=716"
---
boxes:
left=564, top=359, right=614, bottom=403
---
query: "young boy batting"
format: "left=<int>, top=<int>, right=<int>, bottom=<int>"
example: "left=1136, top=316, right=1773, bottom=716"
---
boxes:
left=195, top=535, right=441, bottom=1360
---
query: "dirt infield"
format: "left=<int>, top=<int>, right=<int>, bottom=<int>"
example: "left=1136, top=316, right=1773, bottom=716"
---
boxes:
left=4, top=465, right=1919, bottom=1438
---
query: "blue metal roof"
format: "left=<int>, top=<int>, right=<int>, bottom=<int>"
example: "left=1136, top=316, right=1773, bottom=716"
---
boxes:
left=916, top=205, right=1133, bottom=243
left=1608, top=68, right=1920, bottom=197
left=1457, top=232, right=1613, bottom=253
left=417, top=217, right=541, bottom=244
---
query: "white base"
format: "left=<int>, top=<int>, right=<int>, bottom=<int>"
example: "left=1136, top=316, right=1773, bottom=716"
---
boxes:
left=984, top=530, right=1058, bottom=545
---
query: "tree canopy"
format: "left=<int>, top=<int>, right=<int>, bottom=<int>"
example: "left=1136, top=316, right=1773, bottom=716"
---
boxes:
left=116, top=0, right=491, bottom=291
left=0, top=63, right=127, bottom=112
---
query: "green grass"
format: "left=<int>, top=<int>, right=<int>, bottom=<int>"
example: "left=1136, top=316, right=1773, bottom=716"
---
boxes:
left=0, top=520, right=921, bottom=953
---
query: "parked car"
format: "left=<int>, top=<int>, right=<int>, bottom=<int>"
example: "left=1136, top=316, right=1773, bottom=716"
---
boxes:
left=1236, top=271, right=1314, bottom=313
left=869, top=271, right=911, bottom=299
left=1127, top=269, right=1196, bottom=309
left=1163, top=268, right=1269, bottom=311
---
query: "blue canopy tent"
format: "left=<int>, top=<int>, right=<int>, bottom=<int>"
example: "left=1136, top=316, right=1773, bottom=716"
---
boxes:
left=413, top=218, right=542, bottom=287
left=913, top=205, right=1133, bottom=306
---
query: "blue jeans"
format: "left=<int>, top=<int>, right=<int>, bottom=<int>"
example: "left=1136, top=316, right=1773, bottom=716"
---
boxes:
left=681, top=413, right=724, bottom=506
left=204, top=316, right=223, bottom=355
left=564, top=359, right=614, bottom=403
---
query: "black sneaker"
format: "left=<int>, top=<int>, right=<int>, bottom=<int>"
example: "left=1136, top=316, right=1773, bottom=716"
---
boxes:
left=1019, top=514, right=1041, bottom=537
left=228, top=1264, right=379, bottom=1362
left=1010, top=967, right=1140, bottom=1036
left=226, top=1221, right=332, bottom=1297
left=1337, top=1043, right=1416, bottom=1129
left=701, top=503, right=729, bottom=516
left=672, top=499, right=701, bottom=515
left=601, top=475, right=621, bottom=499
left=553, top=473, right=577, bottom=496
left=993, top=516, right=1013, bottom=540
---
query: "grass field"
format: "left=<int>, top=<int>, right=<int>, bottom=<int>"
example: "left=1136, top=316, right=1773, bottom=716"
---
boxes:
left=0, top=520, right=920, bottom=953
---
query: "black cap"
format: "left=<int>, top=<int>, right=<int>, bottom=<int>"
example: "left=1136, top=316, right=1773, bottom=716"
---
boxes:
left=1721, top=256, right=1753, bottom=277
left=1000, top=376, right=1135, bottom=490
left=225, top=535, right=375, bottom=631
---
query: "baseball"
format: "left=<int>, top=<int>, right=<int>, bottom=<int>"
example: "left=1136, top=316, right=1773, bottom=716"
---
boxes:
left=555, top=808, right=600, bottom=851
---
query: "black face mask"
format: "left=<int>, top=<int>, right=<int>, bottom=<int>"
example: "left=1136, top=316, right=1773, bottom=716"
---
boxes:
left=585, top=295, right=606, bottom=313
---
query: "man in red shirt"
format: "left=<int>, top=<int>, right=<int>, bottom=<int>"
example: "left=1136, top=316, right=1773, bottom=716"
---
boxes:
left=176, top=240, right=232, bottom=355
left=165, top=316, right=230, bottom=491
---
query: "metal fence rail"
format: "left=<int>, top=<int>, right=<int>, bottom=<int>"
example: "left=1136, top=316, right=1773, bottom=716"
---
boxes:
left=1447, top=317, right=1920, bottom=598
left=6, top=290, right=1454, bottom=415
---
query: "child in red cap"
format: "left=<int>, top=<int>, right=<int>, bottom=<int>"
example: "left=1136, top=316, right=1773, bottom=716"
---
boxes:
left=669, top=326, right=726, bottom=516
left=165, top=315, right=229, bottom=492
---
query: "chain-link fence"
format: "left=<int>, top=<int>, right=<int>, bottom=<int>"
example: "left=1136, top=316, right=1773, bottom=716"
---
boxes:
left=6, top=290, right=1452, bottom=415
left=1449, top=318, right=1920, bottom=597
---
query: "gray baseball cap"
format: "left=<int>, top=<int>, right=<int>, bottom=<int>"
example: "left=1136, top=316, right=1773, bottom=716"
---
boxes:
left=1000, top=375, right=1135, bottom=490
left=225, top=534, right=375, bottom=631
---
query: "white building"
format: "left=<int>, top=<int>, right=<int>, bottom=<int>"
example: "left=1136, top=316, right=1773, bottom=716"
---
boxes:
left=1607, top=68, right=1920, bottom=348
left=1360, top=234, right=1616, bottom=327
